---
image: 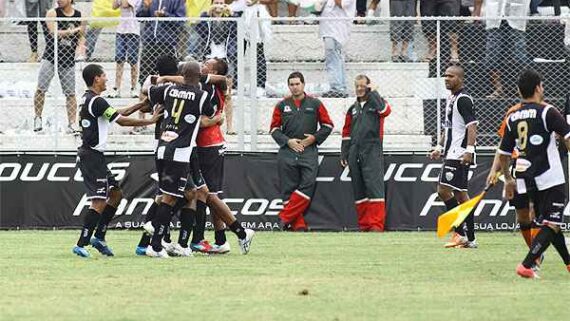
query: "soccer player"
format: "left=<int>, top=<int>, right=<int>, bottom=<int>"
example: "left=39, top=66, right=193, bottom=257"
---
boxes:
left=72, top=64, right=162, bottom=258
left=340, top=75, right=391, bottom=232
left=270, top=72, right=334, bottom=231
left=144, top=61, right=214, bottom=258
left=496, top=69, right=570, bottom=279
left=135, top=55, right=181, bottom=256
left=429, top=65, right=478, bottom=248
left=153, top=60, right=255, bottom=254
left=486, top=103, right=541, bottom=257
left=196, top=58, right=254, bottom=254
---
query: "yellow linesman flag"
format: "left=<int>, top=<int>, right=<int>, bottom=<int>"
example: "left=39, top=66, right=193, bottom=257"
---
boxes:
left=436, top=192, right=486, bottom=238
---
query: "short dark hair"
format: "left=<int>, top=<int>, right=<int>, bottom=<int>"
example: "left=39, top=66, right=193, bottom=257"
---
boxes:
left=82, top=64, right=104, bottom=87
left=213, top=58, right=229, bottom=76
left=518, top=69, right=542, bottom=99
left=288, top=71, right=304, bottom=84
left=156, top=55, right=178, bottom=76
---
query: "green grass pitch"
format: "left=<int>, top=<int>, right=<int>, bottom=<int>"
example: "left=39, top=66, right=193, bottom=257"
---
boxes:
left=1, top=231, right=569, bottom=321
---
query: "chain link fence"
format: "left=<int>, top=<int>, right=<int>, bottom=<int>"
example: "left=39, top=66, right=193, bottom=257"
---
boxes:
left=0, top=14, right=569, bottom=152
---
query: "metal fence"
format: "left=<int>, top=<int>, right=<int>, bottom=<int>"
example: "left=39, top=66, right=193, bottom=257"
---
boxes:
left=0, top=15, right=569, bottom=152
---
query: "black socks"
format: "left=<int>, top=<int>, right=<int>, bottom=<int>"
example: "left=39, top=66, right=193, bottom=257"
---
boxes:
left=522, top=226, right=555, bottom=268
left=229, top=221, right=246, bottom=240
left=77, top=208, right=100, bottom=247
left=93, top=204, right=117, bottom=241
left=178, top=208, right=196, bottom=248
left=150, top=203, right=174, bottom=252
left=191, top=201, right=207, bottom=244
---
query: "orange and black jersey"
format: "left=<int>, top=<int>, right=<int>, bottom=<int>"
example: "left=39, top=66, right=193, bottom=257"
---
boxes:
left=497, top=103, right=523, bottom=139
left=270, top=94, right=334, bottom=148
left=497, top=103, right=524, bottom=158
left=498, top=103, right=570, bottom=191
left=149, top=83, right=214, bottom=163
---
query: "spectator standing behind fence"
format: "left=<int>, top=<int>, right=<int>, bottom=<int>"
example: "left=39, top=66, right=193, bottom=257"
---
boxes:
left=80, top=0, right=120, bottom=61
left=473, top=0, right=530, bottom=98
left=25, top=0, right=52, bottom=63
left=196, top=0, right=237, bottom=133
left=341, top=75, right=391, bottom=232
left=185, top=0, right=211, bottom=58
left=108, top=0, right=141, bottom=98
left=320, top=0, right=355, bottom=98
left=390, top=0, right=416, bottom=62
left=137, top=0, right=186, bottom=86
left=243, top=0, right=274, bottom=97
left=33, top=0, right=85, bottom=134
left=195, top=0, right=237, bottom=80
left=420, top=0, right=460, bottom=62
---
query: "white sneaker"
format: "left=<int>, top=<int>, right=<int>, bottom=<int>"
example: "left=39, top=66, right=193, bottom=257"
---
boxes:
left=145, top=247, right=170, bottom=258
left=143, top=221, right=154, bottom=235
left=366, top=9, right=376, bottom=25
left=33, top=116, right=42, bottom=132
left=209, top=242, right=231, bottom=254
left=238, top=229, right=255, bottom=255
left=161, top=239, right=175, bottom=254
left=130, top=88, right=139, bottom=98
left=168, top=243, right=193, bottom=257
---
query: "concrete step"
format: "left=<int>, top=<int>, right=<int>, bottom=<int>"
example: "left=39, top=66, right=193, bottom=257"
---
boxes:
left=265, top=62, right=430, bottom=98
left=0, top=60, right=431, bottom=98
left=0, top=94, right=426, bottom=136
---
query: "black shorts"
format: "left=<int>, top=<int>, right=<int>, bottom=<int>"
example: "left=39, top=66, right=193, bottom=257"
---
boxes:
left=438, top=159, right=469, bottom=192
left=77, top=147, right=119, bottom=200
left=420, top=0, right=460, bottom=35
left=530, top=184, right=567, bottom=226
left=198, top=145, right=225, bottom=194
left=189, top=151, right=206, bottom=190
left=159, top=160, right=190, bottom=198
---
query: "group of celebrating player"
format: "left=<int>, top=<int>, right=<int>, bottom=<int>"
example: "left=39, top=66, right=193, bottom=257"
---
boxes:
left=72, top=55, right=253, bottom=259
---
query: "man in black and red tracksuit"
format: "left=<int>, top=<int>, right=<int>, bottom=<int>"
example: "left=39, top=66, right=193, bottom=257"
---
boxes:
left=270, top=72, right=334, bottom=231
left=341, top=75, right=391, bottom=232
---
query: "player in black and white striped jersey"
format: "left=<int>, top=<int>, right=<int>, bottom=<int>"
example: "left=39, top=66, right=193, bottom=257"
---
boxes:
left=73, top=64, right=162, bottom=258
left=497, top=69, right=570, bottom=279
left=143, top=61, right=216, bottom=258
left=430, top=65, right=478, bottom=249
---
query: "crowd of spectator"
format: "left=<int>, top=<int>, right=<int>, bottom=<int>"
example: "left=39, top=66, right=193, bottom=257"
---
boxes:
left=0, top=0, right=568, bottom=105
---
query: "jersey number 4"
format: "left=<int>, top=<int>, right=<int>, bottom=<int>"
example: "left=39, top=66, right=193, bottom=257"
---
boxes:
left=172, top=99, right=186, bottom=125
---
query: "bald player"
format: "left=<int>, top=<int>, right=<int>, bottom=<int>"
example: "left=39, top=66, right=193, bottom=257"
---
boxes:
left=430, top=65, right=478, bottom=248
left=144, top=61, right=215, bottom=258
